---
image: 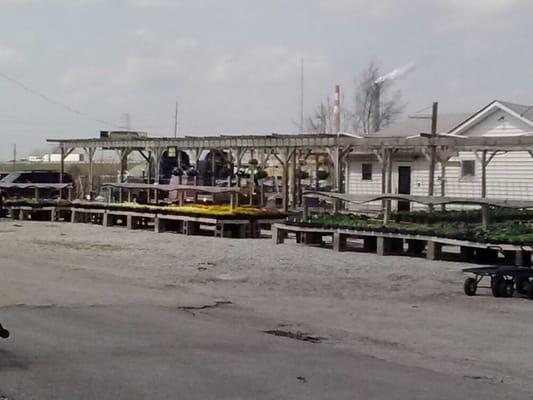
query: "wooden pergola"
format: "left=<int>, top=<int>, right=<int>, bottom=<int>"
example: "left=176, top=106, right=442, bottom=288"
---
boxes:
left=47, top=132, right=533, bottom=214
left=47, top=134, right=346, bottom=212
left=335, top=134, right=533, bottom=224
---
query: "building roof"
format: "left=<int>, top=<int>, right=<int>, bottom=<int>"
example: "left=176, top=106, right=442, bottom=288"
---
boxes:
left=367, top=113, right=471, bottom=138
left=369, top=100, right=533, bottom=138
left=449, top=100, right=533, bottom=135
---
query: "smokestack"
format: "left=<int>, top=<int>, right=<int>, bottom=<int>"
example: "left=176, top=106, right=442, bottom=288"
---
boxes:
left=372, top=82, right=381, bottom=133
left=333, top=85, right=340, bottom=134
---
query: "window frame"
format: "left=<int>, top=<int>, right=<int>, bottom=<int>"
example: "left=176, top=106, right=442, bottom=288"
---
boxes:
left=461, top=160, right=476, bottom=178
left=361, top=163, right=373, bottom=181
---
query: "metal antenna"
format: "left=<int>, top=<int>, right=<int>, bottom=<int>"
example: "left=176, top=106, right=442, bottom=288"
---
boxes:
left=174, top=101, right=179, bottom=138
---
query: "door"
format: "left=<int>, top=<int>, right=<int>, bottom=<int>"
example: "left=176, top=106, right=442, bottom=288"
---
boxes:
left=397, top=166, right=411, bottom=211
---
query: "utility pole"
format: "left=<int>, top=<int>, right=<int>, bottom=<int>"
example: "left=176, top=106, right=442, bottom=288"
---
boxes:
left=12, top=143, right=16, bottom=169
left=428, top=102, right=438, bottom=211
left=299, top=57, right=304, bottom=133
left=174, top=101, right=179, bottom=138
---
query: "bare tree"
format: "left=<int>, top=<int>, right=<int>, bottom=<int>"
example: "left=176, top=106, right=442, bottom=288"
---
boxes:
left=305, top=98, right=354, bottom=134
left=305, top=100, right=333, bottom=133
left=353, top=62, right=405, bottom=134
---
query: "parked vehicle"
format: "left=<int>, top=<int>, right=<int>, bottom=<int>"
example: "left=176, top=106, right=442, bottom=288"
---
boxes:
left=0, top=170, right=75, bottom=199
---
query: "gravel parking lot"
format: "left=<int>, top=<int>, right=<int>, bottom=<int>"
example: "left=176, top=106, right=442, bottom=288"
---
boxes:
left=0, top=220, right=531, bottom=399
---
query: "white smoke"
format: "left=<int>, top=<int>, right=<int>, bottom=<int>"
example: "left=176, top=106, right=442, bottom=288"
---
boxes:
left=374, top=62, right=416, bottom=85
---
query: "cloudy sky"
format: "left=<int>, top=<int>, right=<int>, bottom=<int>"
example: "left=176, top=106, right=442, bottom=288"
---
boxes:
left=0, top=0, right=531, bottom=159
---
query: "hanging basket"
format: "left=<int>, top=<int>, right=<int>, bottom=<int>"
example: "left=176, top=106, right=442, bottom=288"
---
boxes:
left=297, top=171, right=310, bottom=180
left=316, top=170, right=329, bottom=180
left=255, top=169, right=268, bottom=180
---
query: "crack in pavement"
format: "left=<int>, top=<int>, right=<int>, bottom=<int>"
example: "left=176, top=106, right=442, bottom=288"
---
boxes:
left=263, top=329, right=326, bottom=344
left=177, top=301, right=233, bottom=316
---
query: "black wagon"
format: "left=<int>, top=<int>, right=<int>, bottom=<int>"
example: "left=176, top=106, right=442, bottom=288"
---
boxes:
left=463, top=266, right=533, bottom=299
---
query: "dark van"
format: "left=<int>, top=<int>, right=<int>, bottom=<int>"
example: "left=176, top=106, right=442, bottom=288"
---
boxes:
left=0, top=170, right=75, bottom=199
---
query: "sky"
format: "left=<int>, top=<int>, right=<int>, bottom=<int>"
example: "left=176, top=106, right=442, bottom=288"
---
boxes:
left=0, top=0, right=532, bottom=160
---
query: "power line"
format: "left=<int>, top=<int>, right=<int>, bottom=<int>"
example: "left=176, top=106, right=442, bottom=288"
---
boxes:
left=0, top=69, right=121, bottom=128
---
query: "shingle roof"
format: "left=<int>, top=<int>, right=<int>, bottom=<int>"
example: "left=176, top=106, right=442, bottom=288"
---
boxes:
left=499, top=100, right=533, bottom=122
left=366, top=113, right=471, bottom=138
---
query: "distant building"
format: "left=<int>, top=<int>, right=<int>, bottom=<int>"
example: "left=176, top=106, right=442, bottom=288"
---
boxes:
left=42, top=153, right=85, bottom=163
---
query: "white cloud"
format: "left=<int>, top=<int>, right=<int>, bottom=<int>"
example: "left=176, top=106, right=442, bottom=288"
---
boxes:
left=442, top=0, right=519, bottom=13
left=134, top=27, right=151, bottom=38
left=311, top=0, right=522, bottom=16
left=175, top=37, right=198, bottom=49
left=206, top=45, right=327, bottom=84
left=0, top=44, right=23, bottom=65
left=0, top=0, right=100, bottom=4
left=126, top=0, right=180, bottom=7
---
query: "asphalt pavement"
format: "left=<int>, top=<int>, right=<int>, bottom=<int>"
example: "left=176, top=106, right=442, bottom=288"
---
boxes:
left=0, top=304, right=529, bottom=400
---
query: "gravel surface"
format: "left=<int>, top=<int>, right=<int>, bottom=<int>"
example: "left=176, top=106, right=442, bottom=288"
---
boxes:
left=0, top=220, right=532, bottom=398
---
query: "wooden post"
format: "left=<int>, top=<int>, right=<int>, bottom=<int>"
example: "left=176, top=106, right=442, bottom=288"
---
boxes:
left=152, top=148, right=164, bottom=203
left=481, top=150, right=489, bottom=230
left=147, top=150, right=153, bottom=184
left=230, top=192, right=235, bottom=210
left=332, top=146, right=342, bottom=213
left=211, top=150, right=216, bottom=186
left=86, top=148, right=96, bottom=200
left=428, top=102, right=438, bottom=212
left=235, top=148, right=242, bottom=188
left=177, top=150, right=182, bottom=185
left=282, top=161, right=290, bottom=212
left=250, top=149, right=255, bottom=207
left=315, top=154, right=320, bottom=191
left=291, top=149, right=297, bottom=209
left=384, top=149, right=393, bottom=225
left=379, top=148, right=387, bottom=213
left=119, top=149, right=130, bottom=183
left=440, top=158, right=447, bottom=211
left=427, top=241, right=442, bottom=261
left=227, top=149, right=233, bottom=188
left=60, top=147, right=65, bottom=183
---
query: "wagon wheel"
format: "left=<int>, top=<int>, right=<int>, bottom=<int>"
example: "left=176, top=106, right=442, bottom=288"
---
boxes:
left=528, top=284, right=533, bottom=300
left=463, top=277, right=477, bottom=296
left=516, top=278, right=530, bottom=295
left=491, top=277, right=504, bottom=298
left=500, top=280, right=515, bottom=298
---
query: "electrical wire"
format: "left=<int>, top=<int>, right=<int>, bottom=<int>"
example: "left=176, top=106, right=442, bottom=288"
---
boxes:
left=0, top=69, right=122, bottom=128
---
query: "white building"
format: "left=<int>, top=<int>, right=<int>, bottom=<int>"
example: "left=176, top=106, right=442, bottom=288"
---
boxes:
left=42, top=153, right=85, bottom=163
left=346, top=100, right=533, bottom=211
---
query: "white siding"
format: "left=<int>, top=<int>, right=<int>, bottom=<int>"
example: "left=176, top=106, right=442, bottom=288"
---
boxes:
left=347, top=158, right=382, bottom=211
left=346, top=109, right=533, bottom=211
left=461, top=109, right=532, bottom=137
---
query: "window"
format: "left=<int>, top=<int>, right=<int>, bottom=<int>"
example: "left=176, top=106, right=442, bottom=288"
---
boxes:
left=362, top=163, right=373, bottom=180
left=461, top=160, right=476, bottom=177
